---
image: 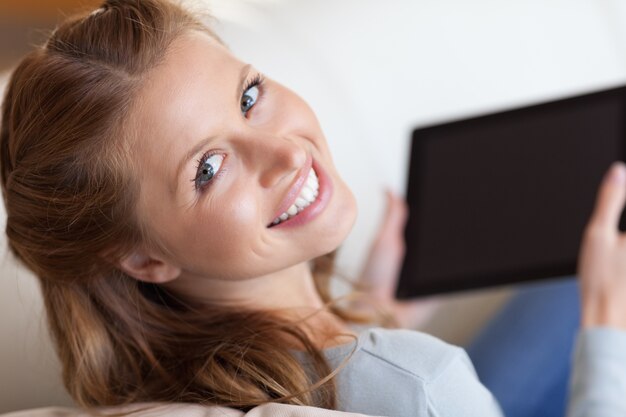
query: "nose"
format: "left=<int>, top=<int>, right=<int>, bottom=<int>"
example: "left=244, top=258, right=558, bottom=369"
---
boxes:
left=240, top=133, right=308, bottom=188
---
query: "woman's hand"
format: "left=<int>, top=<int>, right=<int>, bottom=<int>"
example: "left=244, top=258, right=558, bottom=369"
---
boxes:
left=578, top=161, right=626, bottom=329
left=358, top=189, right=440, bottom=329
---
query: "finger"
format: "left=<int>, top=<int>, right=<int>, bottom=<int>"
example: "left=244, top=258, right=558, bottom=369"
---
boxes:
left=588, top=161, right=626, bottom=236
left=382, top=189, right=408, bottom=231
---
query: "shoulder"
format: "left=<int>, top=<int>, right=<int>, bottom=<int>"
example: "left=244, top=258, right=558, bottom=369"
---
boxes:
left=358, top=328, right=502, bottom=416
left=324, top=326, right=502, bottom=416
left=358, top=327, right=470, bottom=384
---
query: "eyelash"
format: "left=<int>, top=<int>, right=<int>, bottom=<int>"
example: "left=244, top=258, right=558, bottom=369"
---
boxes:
left=242, top=72, right=265, bottom=110
left=191, top=72, right=265, bottom=192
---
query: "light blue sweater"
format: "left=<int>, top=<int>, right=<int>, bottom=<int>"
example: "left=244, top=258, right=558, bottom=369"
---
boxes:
left=293, top=326, right=626, bottom=417
left=567, top=328, right=626, bottom=417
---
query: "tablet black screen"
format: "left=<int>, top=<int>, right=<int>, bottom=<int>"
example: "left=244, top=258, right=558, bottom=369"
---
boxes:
left=396, top=86, right=626, bottom=297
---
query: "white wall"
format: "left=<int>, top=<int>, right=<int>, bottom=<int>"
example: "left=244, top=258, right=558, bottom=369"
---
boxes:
left=2, top=0, right=626, bottom=412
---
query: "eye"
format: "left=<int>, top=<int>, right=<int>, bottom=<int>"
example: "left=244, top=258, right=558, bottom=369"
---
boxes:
left=240, top=85, right=259, bottom=115
left=240, top=74, right=264, bottom=116
left=194, top=153, right=224, bottom=190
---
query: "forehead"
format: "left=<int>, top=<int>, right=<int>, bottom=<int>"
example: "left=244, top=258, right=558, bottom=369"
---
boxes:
left=125, top=31, right=247, bottom=215
left=129, top=30, right=241, bottom=163
left=134, top=30, right=239, bottom=129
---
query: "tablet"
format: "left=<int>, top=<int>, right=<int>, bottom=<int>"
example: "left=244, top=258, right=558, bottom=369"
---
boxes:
left=395, top=85, right=626, bottom=298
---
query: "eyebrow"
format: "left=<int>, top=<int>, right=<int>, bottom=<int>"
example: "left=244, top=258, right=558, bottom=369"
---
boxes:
left=174, top=63, right=252, bottom=191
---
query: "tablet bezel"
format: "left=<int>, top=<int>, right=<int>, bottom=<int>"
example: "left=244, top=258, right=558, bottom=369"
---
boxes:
left=396, top=85, right=626, bottom=298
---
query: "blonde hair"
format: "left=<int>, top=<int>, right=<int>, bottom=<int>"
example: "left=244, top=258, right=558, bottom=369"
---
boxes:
left=0, top=0, right=393, bottom=412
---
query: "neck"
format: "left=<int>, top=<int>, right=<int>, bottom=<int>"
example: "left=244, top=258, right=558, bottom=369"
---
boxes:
left=164, top=261, right=357, bottom=348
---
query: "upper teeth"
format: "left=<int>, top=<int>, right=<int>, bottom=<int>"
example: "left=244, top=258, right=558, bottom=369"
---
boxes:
left=271, top=168, right=319, bottom=226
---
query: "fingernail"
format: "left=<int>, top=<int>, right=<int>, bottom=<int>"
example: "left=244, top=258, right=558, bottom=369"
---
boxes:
left=610, top=162, right=626, bottom=183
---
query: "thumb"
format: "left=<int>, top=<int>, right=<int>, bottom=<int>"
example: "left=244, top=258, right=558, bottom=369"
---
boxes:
left=589, top=161, right=626, bottom=236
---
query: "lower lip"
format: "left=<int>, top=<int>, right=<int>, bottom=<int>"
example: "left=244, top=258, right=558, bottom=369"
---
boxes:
left=270, top=159, right=333, bottom=229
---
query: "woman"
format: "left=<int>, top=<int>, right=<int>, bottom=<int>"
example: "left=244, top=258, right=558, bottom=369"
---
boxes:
left=1, top=0, right=626, bottom=416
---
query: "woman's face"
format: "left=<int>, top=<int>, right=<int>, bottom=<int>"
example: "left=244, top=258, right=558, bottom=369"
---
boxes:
left=129, top=30, right=357, bottom=283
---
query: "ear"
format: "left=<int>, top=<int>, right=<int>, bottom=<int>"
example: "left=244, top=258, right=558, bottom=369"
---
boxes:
left=118, top=249, right=182, bottom=284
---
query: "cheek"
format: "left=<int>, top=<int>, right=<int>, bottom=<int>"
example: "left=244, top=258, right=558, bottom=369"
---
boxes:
left=178, top=192, right=262, bottom=273
left=284, top=98, right=321, bottom=134
left=262, top=88, right=325, bottom=141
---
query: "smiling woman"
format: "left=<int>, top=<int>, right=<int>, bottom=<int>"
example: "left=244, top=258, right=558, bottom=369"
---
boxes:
left=3, top=1, right=626, bottom=417
left=0, top=0, right=372, bottom=411
left=124, top=30, right=357, bottom=291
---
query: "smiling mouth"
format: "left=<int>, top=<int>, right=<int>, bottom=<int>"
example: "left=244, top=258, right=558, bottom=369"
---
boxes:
left=268, top=167, right=319, bottom=227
